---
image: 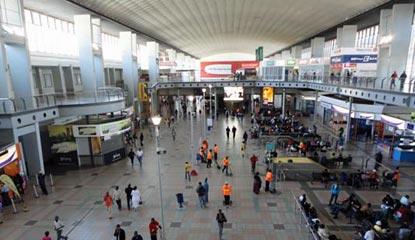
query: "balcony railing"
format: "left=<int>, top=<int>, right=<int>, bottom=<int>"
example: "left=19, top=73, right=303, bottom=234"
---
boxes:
left=0, top=88, right=126, bottom=114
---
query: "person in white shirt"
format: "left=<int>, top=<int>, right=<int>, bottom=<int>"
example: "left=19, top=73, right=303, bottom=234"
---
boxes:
left=364, top=228, right=375, bottom=240
left=317, top=224, right=329, bottom=240
left=113, top=186, right=122, bottom=211
left=53, top=216, right=68, bottom=240
left=400, top=195, right=410, bottom=206
left=136, top=148, right=144, bottom=167
left=131, top=186, right=141, bottom=211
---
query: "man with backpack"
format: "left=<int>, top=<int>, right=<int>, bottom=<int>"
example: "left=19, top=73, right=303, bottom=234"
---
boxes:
left=196, top=182, right=206, bottom=208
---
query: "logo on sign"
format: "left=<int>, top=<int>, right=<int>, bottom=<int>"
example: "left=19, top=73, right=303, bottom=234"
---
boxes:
left=204, top=64, right=232, bottom=75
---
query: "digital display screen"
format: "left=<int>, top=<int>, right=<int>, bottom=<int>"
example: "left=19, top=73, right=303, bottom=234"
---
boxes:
left=262, top=87, right=274, bottom=105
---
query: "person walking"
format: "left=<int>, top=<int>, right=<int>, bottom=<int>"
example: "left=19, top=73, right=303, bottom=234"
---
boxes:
left=185, top=162, right=191, bottom=181
left=265, top=169, right=273, bottom=192
left=125, top=184, right=133, bottom=211
left=38, top=171, right=48, bottom=195
left=172, top=128, right=176, bottom=141
left=207, top=149, right=213, bottom=168
left=232, top=126, right=237, bottom=139
left=139, top=132, right=144, bottom=146
left=253, top=172, right=262, bottom=194
left=392, top=167, right=400, bottom=187
left=390, top=71, right=398, bottom=89
left=104, top=191, right=113, bottom=219
left=131, top=186, right=141, bottom=211
left=225, top=126, right=230, bottom=140
left=196, top=182, right=206, bottom=208
left=53, top=216, right=68, bottom=240
left=113, top=224, right=126, bottom=240
left=240, top=142, right=246, bottom=159
left=136, top=148, right=143, bottom=167
left=243, top=131, right=248, bottom=143
left=203, top=178, right=209, bottom=203
left=113, top=186, right=122, bottom=211
left=328, top=183, right=340, bottom=206
left=42, top=231, right=52, bottom=240
left=399, top=71, right=407, bottom=90
left=222, top=182, right=232, bottom=207
left=250, top=154, right=258, bottom=174
left=149, top=218, right=162, bottom=240
left=213, top=144, right=219, bottom=162
left=222, top=156, right=230, bottom=176
left=216, top=209, right=227, bottom=240
left=375, top=151, right=382, bottom=170
left=131, top=231, right=143, bottom=240
left=128, top=148, right=136, bottom=166
left=133, top=132, right=138, bottom=148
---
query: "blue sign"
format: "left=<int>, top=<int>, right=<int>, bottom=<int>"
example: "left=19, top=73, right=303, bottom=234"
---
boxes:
left=330, top=55, right=377, bottom=64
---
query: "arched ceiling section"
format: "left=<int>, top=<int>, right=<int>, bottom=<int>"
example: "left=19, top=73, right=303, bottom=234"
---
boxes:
left=68, top=0, right=389, bottom=58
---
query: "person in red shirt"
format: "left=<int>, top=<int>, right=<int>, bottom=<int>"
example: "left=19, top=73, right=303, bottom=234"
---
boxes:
left=391, top=71, right=398, bottom=89
left=149, top=218, right=162, bottom=240
left=42, top=231, right=52, bottom=240
left=250, top=154, right=258, bottom=173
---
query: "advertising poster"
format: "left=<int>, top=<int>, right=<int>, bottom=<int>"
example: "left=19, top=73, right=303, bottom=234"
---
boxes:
left=224, top=87, right=244, bottom=101
left=48, top=125, right=78, bottom=166
left=138, top=82, right=149, bottom=102
left=100, top=119, right=131, bottom=136
left=0, top=144, right=20, bottom=169
left=262, top=87, right=274, bottom=105
left=200, top=61, right=259, bottom=78
left=73, top=126, right=98, bottom=137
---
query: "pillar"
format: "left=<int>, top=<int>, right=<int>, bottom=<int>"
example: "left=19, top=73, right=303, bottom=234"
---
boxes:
left=176, top=53, right=185, bottom=71
left=345, top=97, right=353, bottom=142
left=337, top=25, right=357, bottom=48
left=376, top=4, right=414, bottom=79
left=74, top=15, right=105, bottom=91
left=313, top=91, right=318, bottom=123
left=147, top=41, right=159, bottom=84
left=120, top=32, right=139, bottom=108
left=291, top=46, right=302, bottom=59
left=251, top=88, right=254, bottom=114
left=282, top=89, right=286, bottom=116
left=311, top=37, right=325, bottom=58
left=0, top=36, right=14, bottom=99
left=282, top=50, right=291, bottom=60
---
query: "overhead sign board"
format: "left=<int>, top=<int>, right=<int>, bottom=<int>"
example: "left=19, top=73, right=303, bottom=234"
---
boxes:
left=330, top=55, right=378, bottom=64
left=200, top=61, right=259, bottom=78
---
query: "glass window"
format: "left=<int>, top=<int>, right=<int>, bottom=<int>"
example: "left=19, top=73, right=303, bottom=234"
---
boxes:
left=55, top=19, right=62, bottom=31
left=47, top=16, right=55, bottom=29
left=74, top=73, right=82, bottom=85
left=62, top=21, right=68, bottom=32
left=0, top=0, right=22, bottom=26
left=40, top=14, right=48, bottom=26
left=43, top=73, right=53, bottom=88
left=31, top=11, right=40, bottom=25
left=24, top=9, right=32, bottom=24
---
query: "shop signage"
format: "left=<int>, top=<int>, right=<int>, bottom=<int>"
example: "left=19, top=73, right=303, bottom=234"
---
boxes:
left=286, top=59, right=296, bottom=66
left=309, top=58, right=321, bottom=65
left=0, top=144, right=20, bottom=169
left=330, top=55, right=377, bottom=64
left=320, top=102, right=332, bottom=109
left=73, top=119, right=131, bottom=137
left=200, top=61, right=259, bottom=78
left=297, top=59, right=308, bottom=65
left=138, top=83, right=149, bottom=102
left=73, top=126, right=98, bottom=137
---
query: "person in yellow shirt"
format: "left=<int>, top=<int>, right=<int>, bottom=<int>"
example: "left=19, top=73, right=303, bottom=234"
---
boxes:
left=222, top=182, right=232, bottom=206
left=207, top=149, right=213, bottom=168
left=265, top=169, right=273, bottom=192
left=222, top=157, right=230, bottom=176
left=185, top=162, right=191, bottom=181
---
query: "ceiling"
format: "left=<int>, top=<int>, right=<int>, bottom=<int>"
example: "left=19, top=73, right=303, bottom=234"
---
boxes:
left=58, top=0, right=389, bottom=58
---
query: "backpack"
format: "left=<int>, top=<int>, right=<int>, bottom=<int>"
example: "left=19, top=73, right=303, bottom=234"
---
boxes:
left=191, top=170, right=198, bottom=176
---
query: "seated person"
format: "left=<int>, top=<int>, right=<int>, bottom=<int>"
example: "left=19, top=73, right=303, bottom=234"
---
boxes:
left=331, top=193, right=358, bottom=219
left=298, top=194, right=307, bottom=205
left=311, top=219, right=320, bottom=232
left=381, top=194, right=394, bottom=215
left=368, top=170, right=379, bottom=189
left=398, top=222, right=412, bottom=240
left=321, top=169, right=330, bottom=188
left=394, top=205, right=410, bottom=222
left=373, top=220, right=383, bottom=234
left=359, top=203, right=373, bottom=219
left=307, top=206, right=318, bottom=220
left=343, top=154, right=352, bottom=168
left=317, top=224, right=330, bottom=240
left=339, top=172, right=348, bottom=185
left=400, top=195, right=410, bottom=207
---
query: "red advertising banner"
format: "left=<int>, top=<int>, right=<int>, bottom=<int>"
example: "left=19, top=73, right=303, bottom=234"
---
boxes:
left=200, top=61, right=259, bottom=78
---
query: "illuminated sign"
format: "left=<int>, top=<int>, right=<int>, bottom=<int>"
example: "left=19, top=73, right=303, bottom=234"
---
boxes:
left=262, top=87, right=274, bottom=105
left=224, top=87, right=244, bottom=101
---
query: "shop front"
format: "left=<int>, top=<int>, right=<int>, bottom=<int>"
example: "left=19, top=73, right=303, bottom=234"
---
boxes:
left=0, top=143, right=25, bottom=206
left=330, top=48, right=378, bottom=79
left=73, top=118, right=131, bottom=166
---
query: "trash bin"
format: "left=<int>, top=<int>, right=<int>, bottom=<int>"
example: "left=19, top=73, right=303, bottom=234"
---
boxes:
left=176, top=193, right=184, bottom=208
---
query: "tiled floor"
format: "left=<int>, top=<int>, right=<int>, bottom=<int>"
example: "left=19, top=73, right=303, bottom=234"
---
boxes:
left=0, top=114, right=413, bottom=239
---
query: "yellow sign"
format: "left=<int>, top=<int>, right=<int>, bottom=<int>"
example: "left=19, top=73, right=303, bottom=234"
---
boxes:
left=138, top=83, right=149, bottom=102
left=262, top=87, right=274, bottom=105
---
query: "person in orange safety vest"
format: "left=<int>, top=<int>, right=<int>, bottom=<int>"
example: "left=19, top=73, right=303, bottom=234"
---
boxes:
left=222, top=157, right=230, bottom=176
left=265, top=169, right=273, bottom=192
left=222, top=182, right=232, bottom=206
left=207, top=149, right=213, bottom=168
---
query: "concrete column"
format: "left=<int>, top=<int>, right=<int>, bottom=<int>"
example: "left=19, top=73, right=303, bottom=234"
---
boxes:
left=313, top=91, right=318, bottom=123
left=58, top=65, right=67, bottom=93
left=336, top=28, right=343, bottom=48
left=214, top=88, right=217, bottom=119
left=311, top=37, right=325, bottom=58
left=377, top=4, right=414, bottom=78
left=251, top=88, right=254, bottom=114
left=147, top=41, right=159, bottom=84
left=0, top=36, right=14, bottom=99
left=176, top=53, right=185, bottom=70
left=74, top=15, right=105, bottom=91
left=291, top=46, right=302, bottom=59
left=341, top=25, right=357, bottom=48
left=282, top=89, right=286, bottom=116
left=345, top=97, right=353, bottom=142
left=120, top=32, right=139, bottom=108
left=282, top=50, right=291, bottom=60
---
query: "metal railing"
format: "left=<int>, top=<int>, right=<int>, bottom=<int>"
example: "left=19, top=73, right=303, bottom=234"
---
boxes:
left=0, top=88, right=126, bottom=114
left=292, top=193, right=320, bottom=240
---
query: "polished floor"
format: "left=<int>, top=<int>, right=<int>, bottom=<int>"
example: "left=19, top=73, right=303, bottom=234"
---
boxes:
left=0, top=113, right=414, bottom=240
